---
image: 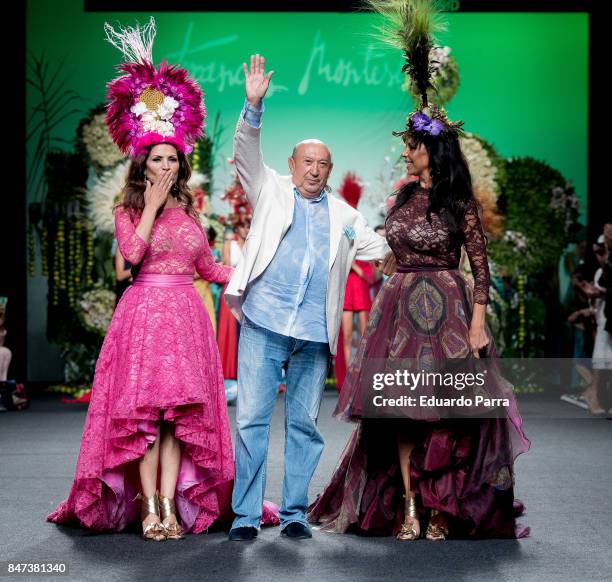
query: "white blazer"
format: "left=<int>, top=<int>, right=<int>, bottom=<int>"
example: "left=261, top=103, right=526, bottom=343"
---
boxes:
left=224, top=114, right=390, bottom=355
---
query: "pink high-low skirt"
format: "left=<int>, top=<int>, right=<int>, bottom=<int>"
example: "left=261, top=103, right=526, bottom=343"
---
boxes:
left=48, top=273, right=277, bottom=533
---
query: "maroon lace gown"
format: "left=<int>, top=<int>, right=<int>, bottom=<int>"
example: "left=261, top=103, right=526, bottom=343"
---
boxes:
left=308, top=186, right=530, bottom=539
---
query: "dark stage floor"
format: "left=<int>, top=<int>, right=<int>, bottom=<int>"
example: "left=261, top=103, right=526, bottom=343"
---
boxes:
left=1, top=393, right=611, bottom=582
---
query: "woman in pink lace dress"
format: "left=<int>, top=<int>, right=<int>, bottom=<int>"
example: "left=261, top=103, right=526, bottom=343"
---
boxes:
left=47, top=18, right=280, bottom=541
left=48, top=143, right=236, bottom=540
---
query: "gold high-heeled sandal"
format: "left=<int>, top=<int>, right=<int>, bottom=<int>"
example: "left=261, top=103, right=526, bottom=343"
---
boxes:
left=396, top=495, right=419, bottom=541
left=159, top=495, right=184, bottom=540
left=425, top=509, right=449, bottom=541
left=135, top=492, right=166, bottom=541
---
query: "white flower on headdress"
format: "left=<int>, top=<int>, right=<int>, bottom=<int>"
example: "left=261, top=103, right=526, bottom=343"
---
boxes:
left=141, top=116, right=174, bottom=137
left=133, top=96, right=177, bottom=136
left=158, top=96, right=179, bottom=120
left=131, top=102, right=148, bottom=117
left=141, top=111, right=157, bottom=125
left=430, top=46, right=451, bottom=74
left=155, top=119, right=175, bottom=136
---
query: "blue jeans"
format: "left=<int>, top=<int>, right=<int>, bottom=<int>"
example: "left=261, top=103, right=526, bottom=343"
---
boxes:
left=231, top=317, right=330, bottom=531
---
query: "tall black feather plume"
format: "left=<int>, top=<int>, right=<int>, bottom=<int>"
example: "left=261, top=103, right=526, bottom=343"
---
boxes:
left=365, top=0, right=446, bottom=108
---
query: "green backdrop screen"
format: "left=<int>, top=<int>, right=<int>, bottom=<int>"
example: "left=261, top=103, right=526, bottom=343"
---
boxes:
left=27, top=5, right=588, bottom=222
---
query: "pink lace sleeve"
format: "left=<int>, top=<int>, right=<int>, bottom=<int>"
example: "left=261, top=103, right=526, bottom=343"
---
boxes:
left=195, top=242, right=233, bottom=284
left=462, top=199, right=490, bottom=305
left=114, top=208, right=149, bottom=265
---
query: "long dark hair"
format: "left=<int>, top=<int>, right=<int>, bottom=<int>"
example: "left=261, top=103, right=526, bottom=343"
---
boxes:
left=118, top=143, right=200, bottom=224
left=389, top=132, right=476, bottom=242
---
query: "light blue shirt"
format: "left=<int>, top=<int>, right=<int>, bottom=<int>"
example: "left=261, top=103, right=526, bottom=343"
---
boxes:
left=242, top=99, right=264, bottom=129
left=240, top=100, right=330, bottom=343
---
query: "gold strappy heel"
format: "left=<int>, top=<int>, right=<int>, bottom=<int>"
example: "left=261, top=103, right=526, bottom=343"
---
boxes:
left=425, top=509, right=449, bottom=541
left=159, top=495, right=184, bottom=540
left=396, top=495, right=419, bottom=541
left=135, top=492, right=166, bottom=541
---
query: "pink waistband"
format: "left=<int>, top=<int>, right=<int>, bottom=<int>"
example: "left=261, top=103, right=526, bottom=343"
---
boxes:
left=132, top=274, right=194, bottom=288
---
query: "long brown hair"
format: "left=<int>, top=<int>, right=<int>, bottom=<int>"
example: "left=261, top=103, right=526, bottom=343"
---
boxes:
left=118, top=143, right=200, bottom=224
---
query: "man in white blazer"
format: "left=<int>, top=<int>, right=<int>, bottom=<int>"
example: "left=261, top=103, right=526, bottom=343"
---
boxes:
left=226, top=55, right=393, bottom=541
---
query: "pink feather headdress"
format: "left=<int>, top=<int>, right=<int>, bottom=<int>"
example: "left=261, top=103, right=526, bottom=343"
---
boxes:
left=104, top=17, right=205, bottom=157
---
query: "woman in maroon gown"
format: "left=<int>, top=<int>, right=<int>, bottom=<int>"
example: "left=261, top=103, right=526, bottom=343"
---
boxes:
left=308, top=109, right=530, bottom=541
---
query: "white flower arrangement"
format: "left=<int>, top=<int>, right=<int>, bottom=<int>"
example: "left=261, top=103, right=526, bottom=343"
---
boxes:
left=81, top=113, right=125, bottom=169
left=550, top=184, right=578, bottom=210
left=189, top=171, right=210, bottom=188
left=199, top=213, right=210, bottom=230
left=87, top=161, right=130, bottom=234
left=549, top=181, right=579, bottom=235
left=366, top=143, right=407, bottom=220
left=460, top=133, right=499, bottom=202
left=430, top=46, right=451, bottom=75
left=503, top=230, right=529, bottom=252
left=77, top=287, right=116, bottom=335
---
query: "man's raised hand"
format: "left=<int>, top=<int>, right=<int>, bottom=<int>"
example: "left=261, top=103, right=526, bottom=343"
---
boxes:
left=243, top=54, right=274, bottom=108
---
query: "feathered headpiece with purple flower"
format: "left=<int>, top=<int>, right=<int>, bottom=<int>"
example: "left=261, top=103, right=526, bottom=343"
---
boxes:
left=104, top=17, right=205, bottom=157
left=367, top=0, right=464, bottom=139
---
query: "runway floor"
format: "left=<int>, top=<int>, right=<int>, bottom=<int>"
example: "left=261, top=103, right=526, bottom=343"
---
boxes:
left=1, top=392, right=611, bottom=582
